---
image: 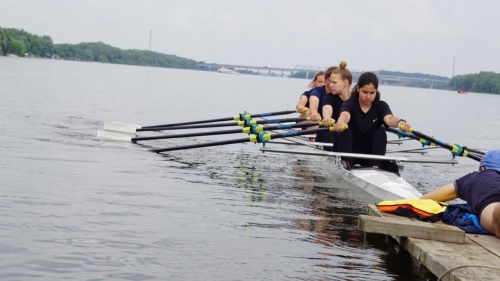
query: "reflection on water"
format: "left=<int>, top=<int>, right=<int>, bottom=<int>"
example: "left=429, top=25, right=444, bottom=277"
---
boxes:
left=233, top=164, right=267, bottom=202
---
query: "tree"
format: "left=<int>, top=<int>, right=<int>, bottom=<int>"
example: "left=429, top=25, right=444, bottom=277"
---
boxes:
left=7, top=38, right=25, bottom=56
left=0, top=28, right=7, bottom=55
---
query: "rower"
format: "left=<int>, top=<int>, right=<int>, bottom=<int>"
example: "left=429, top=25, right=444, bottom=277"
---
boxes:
left=332, top=72, right=411, bottom=170
left=320, top=61, right=353, bottom=151
left=306, top=66, right=338, bottom=141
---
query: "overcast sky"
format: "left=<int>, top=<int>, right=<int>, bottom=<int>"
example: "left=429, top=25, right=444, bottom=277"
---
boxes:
left=2, top=0, right=499, bottom=77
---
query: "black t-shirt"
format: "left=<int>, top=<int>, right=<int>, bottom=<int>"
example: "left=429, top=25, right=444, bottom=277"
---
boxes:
left=322, top=94, right=344, bottom=120
left=455, top=169, right=500, bottom=216
left=340, top=98, right=392, bottom=143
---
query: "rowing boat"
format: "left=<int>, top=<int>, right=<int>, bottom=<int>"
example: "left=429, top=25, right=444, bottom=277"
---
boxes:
left=262, top=135, right=457, bottom=201
left=98, top=112, right=471, bottom=202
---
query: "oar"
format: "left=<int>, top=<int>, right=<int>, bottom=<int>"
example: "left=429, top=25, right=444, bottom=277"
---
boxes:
left=386, top=127, right=437, bottom=147
left=144, top=109, right=302, bottom=129
left=408, top=128, right=483, bottom=161
left=135, top=117, right=309, bottom=132
left=98, top=122, right=321, bottom=142
left=105, top=109, right=303, bottom=133
left=151, top=126, right=336, bottom=153
left=132, top=122, right=321, bottom=142
left=386, top=127, right=482, bottom=161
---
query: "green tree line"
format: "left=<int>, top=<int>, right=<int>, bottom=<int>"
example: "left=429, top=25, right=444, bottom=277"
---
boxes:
left=0, top=27, right=198, bottom=69
left=449, top=72, right=500, bottom=95
left=0, top=27, right=53, bottom=57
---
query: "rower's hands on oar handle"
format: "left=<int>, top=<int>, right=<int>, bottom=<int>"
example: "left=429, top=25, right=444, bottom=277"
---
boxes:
left=397, top=119, right=411, bottom=132
left=333, top=122, right=348, bottom=132
left=321, top=118, right=336, bottom=127
left=310, top=112, right=322, bottom=122
left=296, top=105, right=309, bottom=113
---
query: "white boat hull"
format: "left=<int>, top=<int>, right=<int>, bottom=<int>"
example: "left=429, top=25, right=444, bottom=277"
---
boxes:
left=338, top=164, right=421, bottom=200
left=260, top=143, right=444, bottom=201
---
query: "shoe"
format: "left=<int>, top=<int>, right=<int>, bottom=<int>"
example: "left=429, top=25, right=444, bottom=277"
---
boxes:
left=340, top=160, right=352, bottom=171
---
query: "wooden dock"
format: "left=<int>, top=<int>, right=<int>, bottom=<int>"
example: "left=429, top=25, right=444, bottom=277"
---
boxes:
left=359, top=204, right=500, bottom=281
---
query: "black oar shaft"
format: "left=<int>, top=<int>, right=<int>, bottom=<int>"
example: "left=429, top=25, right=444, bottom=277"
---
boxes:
left=386, top=127, right=426, bottom=143
left=465, top=147, right=486, bottom=156
left=137, top=117, right=307, bottom=132
left=410, top=130, right=453, bottom=150
left=249, top=110, right=299, bottom=118
left=152, top=138, right=251, bottom=152
left=260, top=122, right=320, bottom=131
left=132, top=128, right=244, bottom=142
left=389, top=127, right=482, bottom=162
left=132, top=122, right=320, bottom=142
left=143, top=116, right=235, bottom=129
left=138, top=121, right=237, bottom=131
left=151, top=127, right=331, bottom=153
left=142, top=109, right=299, bottom=129
left=410, top=129, right=481, bottom=161
left=256, top=117, right=306, bottom=124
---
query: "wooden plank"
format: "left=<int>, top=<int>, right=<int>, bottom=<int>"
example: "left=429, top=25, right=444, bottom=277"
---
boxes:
left=363, top=204, right=465, bottom=243
left=467, top=234, right=500, bottom=257
left=359, top=215, right=465, bottom=243
left=400, top=236, right=500, bottom=281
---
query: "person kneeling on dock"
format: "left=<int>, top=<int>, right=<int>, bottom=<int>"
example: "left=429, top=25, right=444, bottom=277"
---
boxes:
left=420, top=149, right=500, bottom=238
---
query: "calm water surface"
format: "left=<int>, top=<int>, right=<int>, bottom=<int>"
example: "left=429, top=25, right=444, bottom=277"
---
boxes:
left=1, top=57, right=499, bottom=280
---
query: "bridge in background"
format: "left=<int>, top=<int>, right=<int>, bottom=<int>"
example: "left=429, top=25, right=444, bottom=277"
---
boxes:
left=198, top=63, right=323, bottom=78
left=197, top=63, right=449, bottom=88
